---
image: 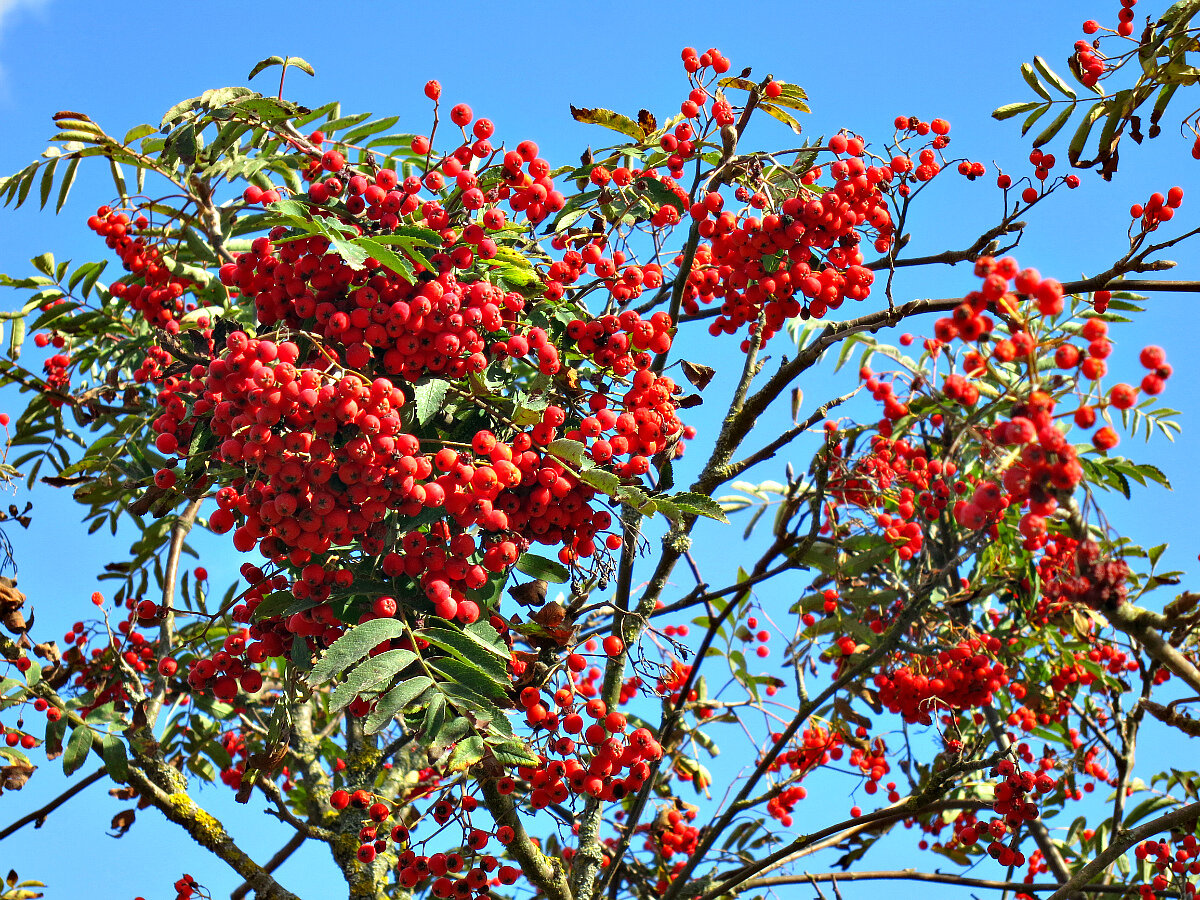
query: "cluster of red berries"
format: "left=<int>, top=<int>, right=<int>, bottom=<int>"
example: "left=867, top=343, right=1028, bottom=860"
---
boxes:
left=1134, top=833, right=1200, bottom=899
left=956, top=759, right=1055, bottom=867
left=828, top=433, right=969, bottom=559
left=184, top=623, right=265, bottom=701
left=1040, top=537, right=1132, bottom=611
left=87, top=207, right=195, bottom=330
left=1138, top=344, right=1173, bottom=396
left=168, top=874, right=207, bottom=900
left=760, top=724, right=845, bottom=826
left=891, top=116, right=953, bottom=184
left=546, top=235, right=668, bottom=305
left=1131, top=186, right=1185, bottom=232
left=221, top=232, right=546, bottom=381
left=1074, top=37, right=1109, bottom=86
left=873, top=635, right=1008, bottom=725
left=327, top=786, right=523, bottom=895
left=509, top=670, right=664, bottom=806
left=684, top=143, right=892, bottom=345
left=636, top=803, right=700, bottom=867
left=1083, top=0, right=1139, bottom=39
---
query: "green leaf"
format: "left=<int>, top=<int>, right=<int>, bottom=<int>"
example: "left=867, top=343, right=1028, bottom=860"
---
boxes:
left=164, top=124, right=198, bottom=167
left=1068, top=102, right=1106, bottom=164
left=768, top=82, right=810, bottom=113
left=247, top=56, right=286, bottom=80
left=1153, top=82, right=1180, bottom=124
left=341, top=115, right=401, bottom=146
left=1020, top=103, right=1051, bottom=137
left=354, top=236, right=415, bottom=283
left=63, top=724, right=93, bottom=776
left=322, top=112, right=373, bottom=135
left=446, top=734, right=486, bottom=772
left=439, top=681, right=504, bottom=727
left=1123, top=794, right=1178, bottom=826
left=546, top=438, right=586, bottom=467
left=515, top=553, right=570, bottom=584
left=412, top=379, right=451, bottom=426
left=307, top=618, right=406, bottom=685
left=160, top=95, right=201, bottom=129
left=364, top=676, right=434, bottom=733
left=569, top=105, right=647, bottom=140
left=759, top=103, right=805, bottom=134
left=419, top=693, right=447, bottom=743
left=578, top=466, right=620, bottom=496
left=1032, top=56, right=1077, bottom=98
left=123, top=123, right=157, bottom=145
left=429, top=657, right=509, bottom=702
left=328, top=648, right=416, bottom=712
left=616, top=484, right=657, bottom=517
left=992, top=101, right=1043, bottom=121
left=329, top=234, right=369, bottom=270
left=1160, top=0, right=1200, bottom=24
left=668, top=492, right=731, bottom=524
left=490, top=738, right=540, bottom=767
left=1096, top=90, right=1131, bottom=159
left=100, top=733, right=128, bottom=782
left=422, top=627, right=509, bottom=683
left=9, top=316, right=25, bottom=360
left=30, top=252, right=54, bottom=277
left=1032, top=102, right=1076, bottom=147
left=636, top=177, right=686, bottom=214
left=1021, top=62, right=1053, bottom=100
left=37, top=157, right=58, bottom=210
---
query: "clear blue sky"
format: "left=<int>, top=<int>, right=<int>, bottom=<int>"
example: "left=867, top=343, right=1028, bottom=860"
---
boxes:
left=0, top=1, right=1197, bottom=897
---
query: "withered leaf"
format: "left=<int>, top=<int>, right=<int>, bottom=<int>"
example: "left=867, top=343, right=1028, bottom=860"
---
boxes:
left=530, top=601, right=567, bottom=630
left=680, top=360, right=717, bottom=391
left=508, top=579, right=548, bottom=607
left=40, top=475, right=93, bottom=488
left=109, top=808, right=136, bottom=837
left=0, top=761, right=35, bottom=793
left=637, top=109, right=657, bottom=135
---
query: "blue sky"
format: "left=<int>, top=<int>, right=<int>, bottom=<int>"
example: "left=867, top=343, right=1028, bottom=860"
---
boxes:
left=0, top=1, right=1198, bottom=898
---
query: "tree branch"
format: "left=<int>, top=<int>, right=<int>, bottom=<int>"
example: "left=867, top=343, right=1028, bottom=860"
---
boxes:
left=479, top=777, right=573, bottom=900
left=147, top=498, right=202, bottom=727
left=1048, top=800, right=1200, bottom=900
left=0, top=766, right=105, bottom=840
left=230, top=831, right=306, bottom=900
left=743, top=869, right=1175, bottom=896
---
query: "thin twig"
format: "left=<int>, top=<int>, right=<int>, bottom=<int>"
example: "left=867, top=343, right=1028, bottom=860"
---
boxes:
left=0, top=766, right=106, bottom=840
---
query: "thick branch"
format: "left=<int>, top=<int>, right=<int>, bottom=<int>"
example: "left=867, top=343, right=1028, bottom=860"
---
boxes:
left=125, top=765, right=301, bottom=900
left=479, top=778, right=573, bottom=900
left=1048, top=800, right=1200, bottom=900
left=231, top=831, right=306, bottom=900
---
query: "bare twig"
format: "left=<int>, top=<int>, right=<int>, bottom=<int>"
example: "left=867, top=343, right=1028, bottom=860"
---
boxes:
left=0, top=766, right=106, bottom=840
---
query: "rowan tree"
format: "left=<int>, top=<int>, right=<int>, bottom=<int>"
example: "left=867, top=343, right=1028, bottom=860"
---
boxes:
left=0, top=5, right=1200, bottom=899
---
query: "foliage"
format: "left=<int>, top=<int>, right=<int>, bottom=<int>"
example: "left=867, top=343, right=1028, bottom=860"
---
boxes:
left=1, top=13, right=1200, bottom=900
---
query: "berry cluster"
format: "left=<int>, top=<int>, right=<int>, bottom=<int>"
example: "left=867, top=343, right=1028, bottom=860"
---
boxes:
left=1130, top=186, right=1185, bottom=232
left=1039, top=537, right=1132, bottom=611
left=87, top=207, right=195, bottom=330
left=873, top=635, right=1008, bottom=725
left=1135, top=833, right=1200, bottom=899
left=955, top=759, right=1055, bottom=867
left=684, top=145, right=892, bottom=344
